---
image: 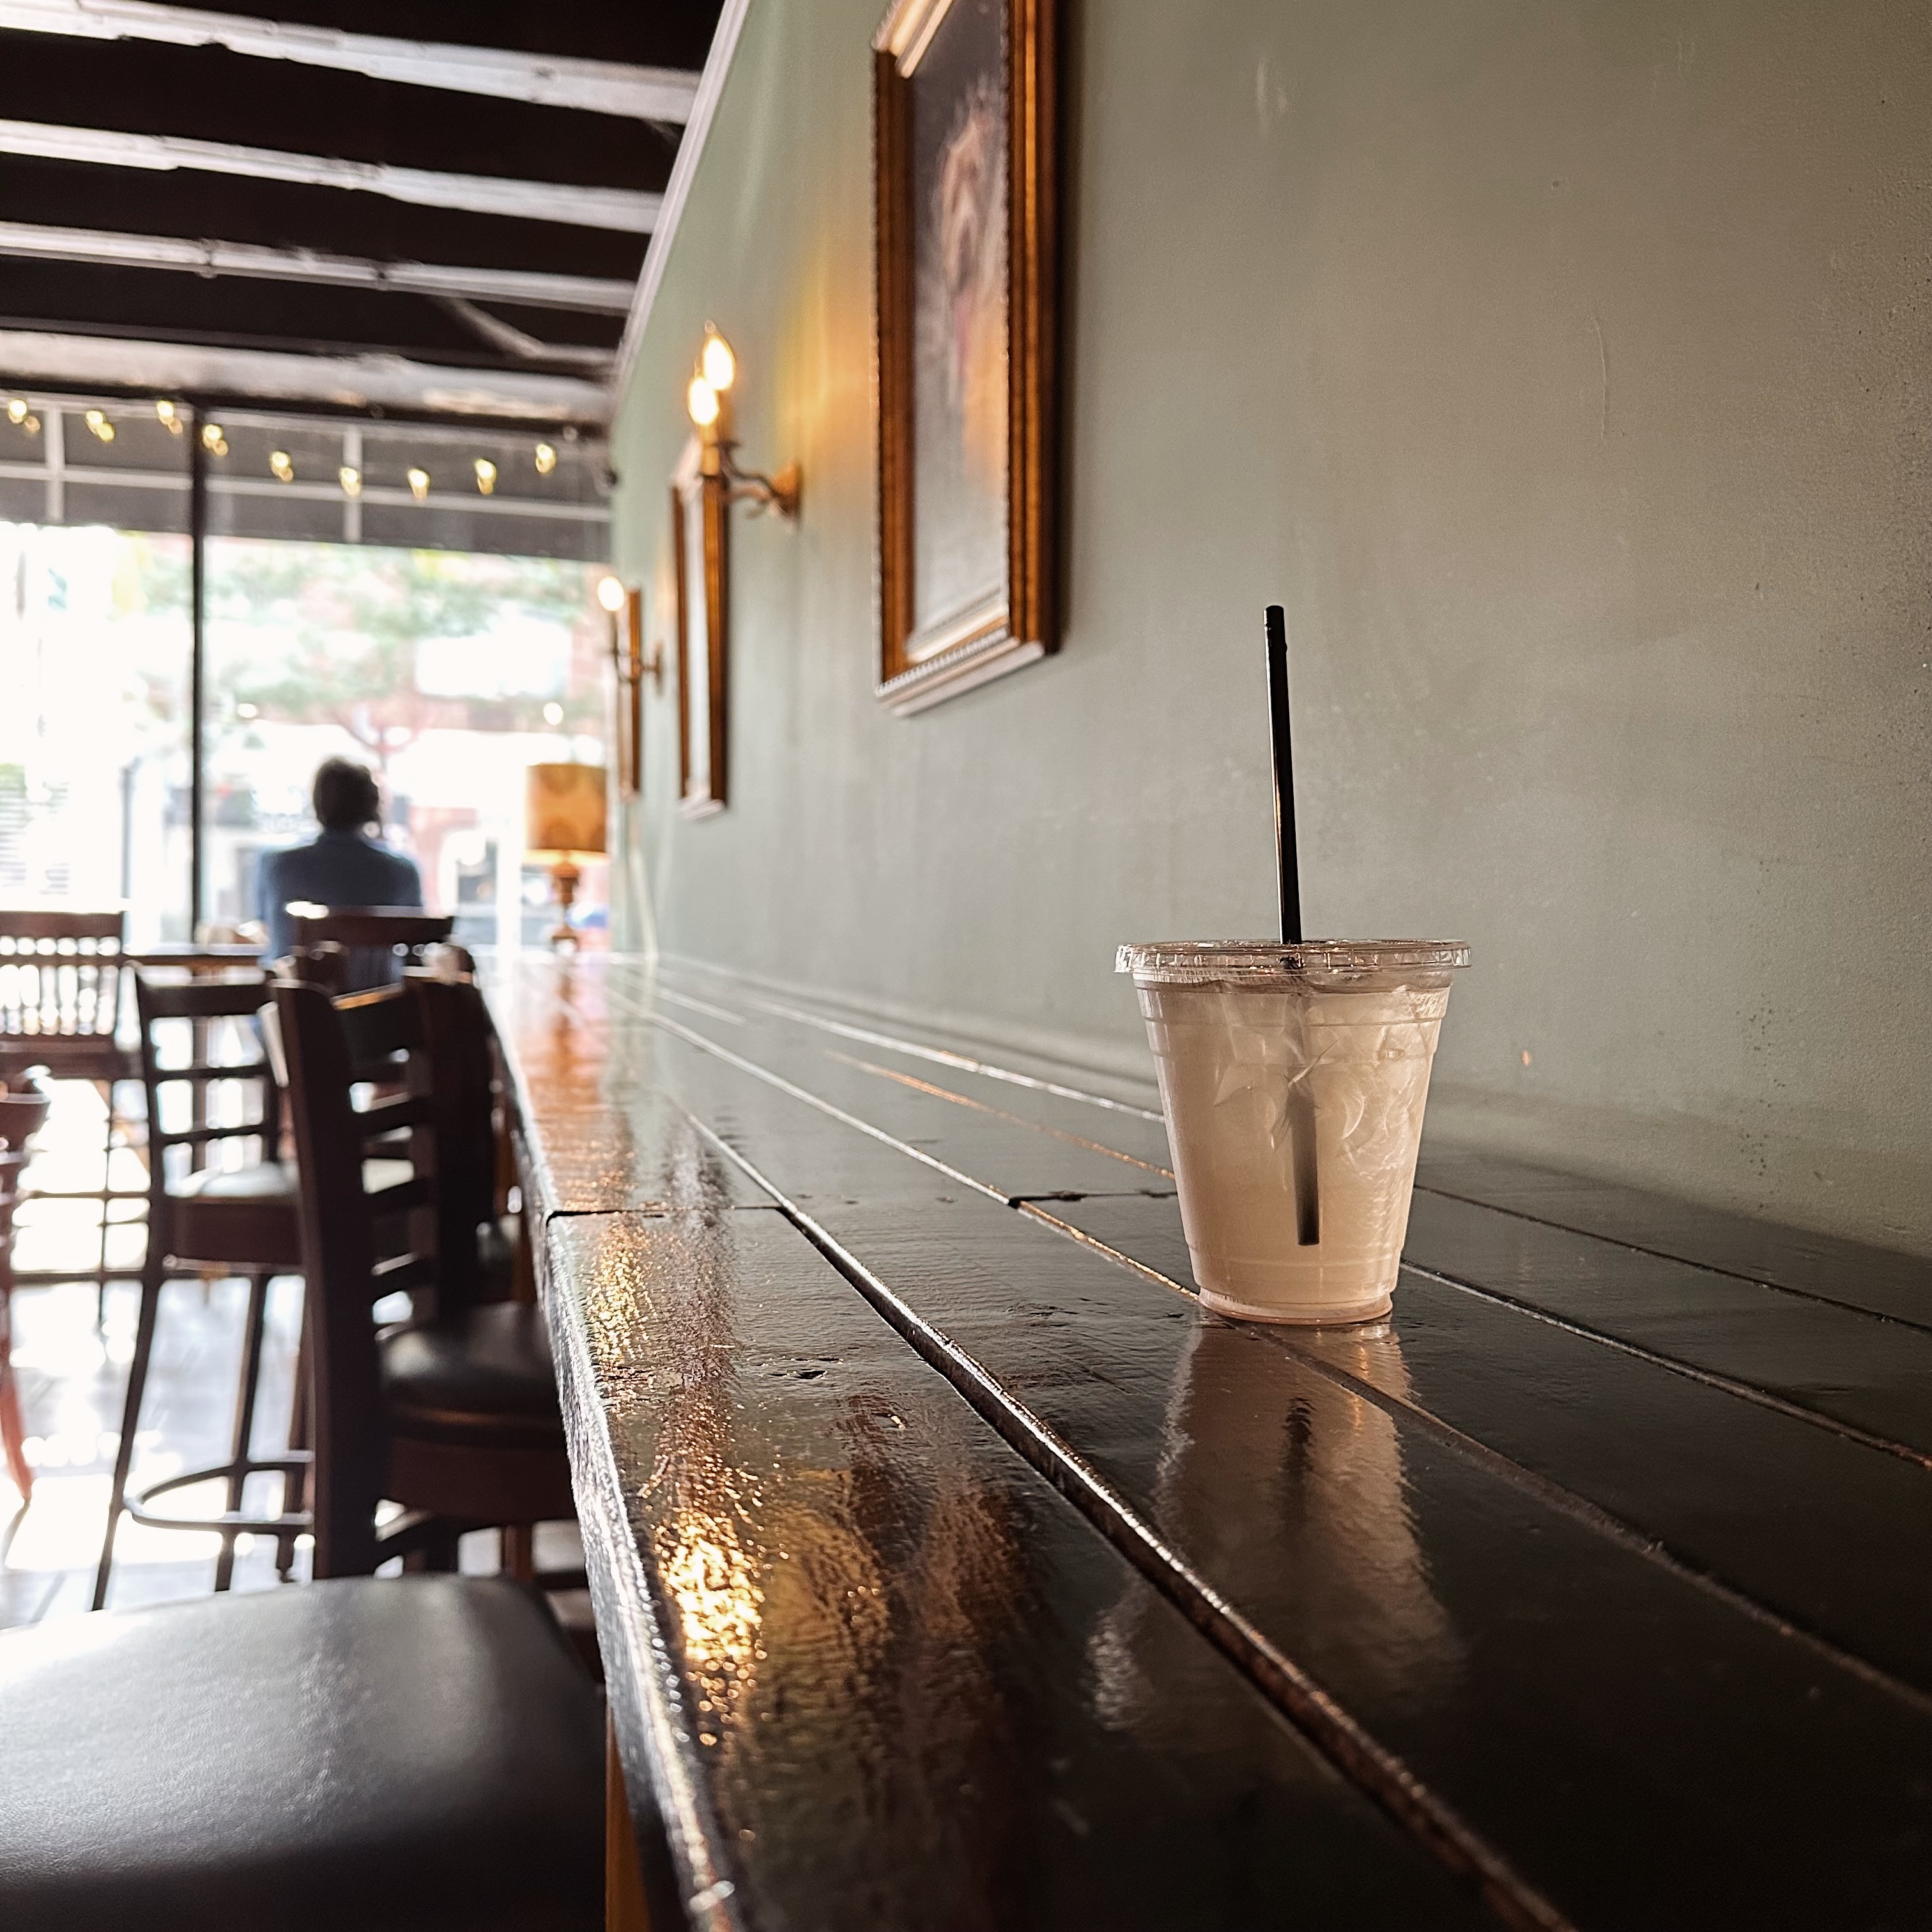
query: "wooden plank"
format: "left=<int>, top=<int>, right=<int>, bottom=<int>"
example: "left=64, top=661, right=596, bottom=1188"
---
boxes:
left=638, top=963, right=1932, bottom=1461
left=595, top=1014, right=1932, bottom=1929
left=624, top=994, right=1177, bottom=1202
left=1400, top=1189, right=1932, bottom=1459
left=1050, top=1190, right=1932, bottom=1701
left=538, top=1205, right=1500, bottom=1932
left=1415, top=1147, right=1932, bottom=1328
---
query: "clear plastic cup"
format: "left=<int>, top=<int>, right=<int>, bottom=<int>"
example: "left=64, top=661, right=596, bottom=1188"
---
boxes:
left=1117, top=941, right=1470, bottom=1324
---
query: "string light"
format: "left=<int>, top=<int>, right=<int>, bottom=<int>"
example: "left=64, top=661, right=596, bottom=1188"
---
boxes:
left=269, top=449, right=295, bottom=483
left=339, top=466, right=362, bottom=498
left=8, top=397, right=29, bottom=424
left=84, top=409, right=115, bottom=443
left=533, top=441, right=557, bottom=476
left=473, top=457, right=497, bottom=496
left=201, top=422, right=228, bottom=457
left=542, top=702, right=565, bottom=726
left=406, top=467, right=430, bottom=503
left=155, top=399, right=183, bottom=434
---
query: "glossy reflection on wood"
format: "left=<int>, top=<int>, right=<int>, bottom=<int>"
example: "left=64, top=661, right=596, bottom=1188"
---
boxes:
left=493, top=955, right=1932, bottom=1932
left=542, top=1206, right=1494, bottom=1931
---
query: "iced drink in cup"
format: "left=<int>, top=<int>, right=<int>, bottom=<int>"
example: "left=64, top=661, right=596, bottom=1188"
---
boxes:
left=1118, top=941, right=1469, bottom=1324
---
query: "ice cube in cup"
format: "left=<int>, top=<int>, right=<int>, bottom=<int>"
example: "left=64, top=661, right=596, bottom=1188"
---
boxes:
left=1117, top=941, right=1469, bottom=1324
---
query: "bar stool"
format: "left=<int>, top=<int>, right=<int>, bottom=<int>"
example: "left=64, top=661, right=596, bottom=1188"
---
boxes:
left=93, top=969, right=307, bottom=1609
left=270, top=976, right=575, bottom=1579
left=0, top=1573, right=602, bottom=1928
left=0, top=910, right=142, bottom=1318
left=1, top=1079, right=52, bottom=1506
left=288, top=907, right=455, bottom=992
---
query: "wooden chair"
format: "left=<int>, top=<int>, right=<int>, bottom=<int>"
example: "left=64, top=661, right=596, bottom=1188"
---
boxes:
left=272, top=975, right=574, bottom=1579
left=0, top=1574, right=602, bottom=1928
left=1, top=1081, right=52, bottom=1505
left=288, top=907, right=455, bottom=992
left=93, top=969, right=308, bottom=1609
left=0, top=909, right=143, bottom=1315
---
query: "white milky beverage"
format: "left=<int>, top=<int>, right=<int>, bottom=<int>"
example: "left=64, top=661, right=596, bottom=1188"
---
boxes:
left=1119, top=942, right=1468, bottom=1324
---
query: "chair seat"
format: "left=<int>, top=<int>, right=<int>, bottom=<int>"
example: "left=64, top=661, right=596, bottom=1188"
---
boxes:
left=0, top=1575, right=602, bottom=1931
left=165, top=1161, right=303, bottom=1271
left=173, top=1159, right=297, bottom=1206
left=382, top=1303, right=565, bottom=1449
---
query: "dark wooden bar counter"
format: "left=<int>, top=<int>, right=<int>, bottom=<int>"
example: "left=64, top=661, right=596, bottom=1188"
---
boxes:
left=489, top=952, right=1932, bottom=1932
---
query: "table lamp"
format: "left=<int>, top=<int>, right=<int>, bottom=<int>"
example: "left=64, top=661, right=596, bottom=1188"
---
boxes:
left=526, top=763, right=608, bottom=948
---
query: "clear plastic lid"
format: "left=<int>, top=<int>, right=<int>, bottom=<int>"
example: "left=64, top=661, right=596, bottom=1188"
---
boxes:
left=1116, top=940, right=1470, bottom=983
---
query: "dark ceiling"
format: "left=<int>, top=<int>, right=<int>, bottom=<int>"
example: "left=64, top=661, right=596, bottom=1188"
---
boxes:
left=0, top=0, right=728, bottom=423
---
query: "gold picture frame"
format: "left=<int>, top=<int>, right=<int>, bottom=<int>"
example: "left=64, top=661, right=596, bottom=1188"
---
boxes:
left=873, top=0, right=1056, bottom=714
left=615, top=585, right=644, bottom=799
left=671, top=441, right=728, bottom=816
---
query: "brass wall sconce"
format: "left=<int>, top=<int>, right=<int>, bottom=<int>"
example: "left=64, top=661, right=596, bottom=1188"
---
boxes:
left=598, top=575, right=663, bottom=797
left=683, top=328, right=801, bottom=520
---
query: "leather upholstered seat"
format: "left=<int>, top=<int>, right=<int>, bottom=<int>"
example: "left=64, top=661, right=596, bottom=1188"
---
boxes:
left=0, top=1576, right=602, bottom=1931
left=171, top=1158, right=296, bottom=1205
left=383, top=1303, right=565, bottom=1448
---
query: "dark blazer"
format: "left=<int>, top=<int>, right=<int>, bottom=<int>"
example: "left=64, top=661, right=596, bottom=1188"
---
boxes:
left=257, top=830, right=425, bottom=961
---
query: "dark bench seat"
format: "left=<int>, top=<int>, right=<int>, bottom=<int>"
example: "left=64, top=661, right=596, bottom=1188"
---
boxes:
left=491, top=952, right=1932, bottom=1932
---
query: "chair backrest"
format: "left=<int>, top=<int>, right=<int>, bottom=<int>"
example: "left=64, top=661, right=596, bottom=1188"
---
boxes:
left=271, top=971, right=498, bottom=1576
left=0, top=910, right=127, bottom=1042
left=134, top=970, right=279, bottom=1204
left=288, top=909, right=456, bottom=993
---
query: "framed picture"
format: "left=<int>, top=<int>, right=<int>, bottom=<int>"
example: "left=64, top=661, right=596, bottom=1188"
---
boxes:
left=615, top=585, right=644, bottom=798
left=671, top=440, right=728, bottom=816
left=873, top=0, right=1056, bottom=714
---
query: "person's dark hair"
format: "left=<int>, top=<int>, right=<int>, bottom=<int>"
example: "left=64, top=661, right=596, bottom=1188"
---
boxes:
left=312, top=758, right=381, bottom=833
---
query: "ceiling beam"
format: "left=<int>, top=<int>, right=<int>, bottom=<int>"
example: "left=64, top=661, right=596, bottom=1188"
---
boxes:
left=0, top=0, right=700, bottom=121
left=0, top=220, right=636, bottom=312
left=615, top=0, right=753, bottom=400
left=0, top=329, right=610, bottom=422
left=0, top=121, right=661, bottom=231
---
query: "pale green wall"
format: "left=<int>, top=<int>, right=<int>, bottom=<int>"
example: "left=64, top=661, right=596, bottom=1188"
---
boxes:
left=611, top=0, right=1932, bottom=1252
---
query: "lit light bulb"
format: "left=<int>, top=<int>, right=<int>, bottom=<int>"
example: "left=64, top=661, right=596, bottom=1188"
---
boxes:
left=595, top=575, right=625, bottom=613
left=84, top=409, right=115, bottom=443
left=155, top=399, right=182, bottom=434
left=201, top=422, right=227, bottom=456
left=700, top=329, right=735, bottom=392
left=269, top=449, right=294, bottom=482
left=406, top=467, right=430, bottom=503
left=5, top=398, right=24, bottom=424
left=236, top=701, right=259, bottom=720
left=473, top=457, right=497, bottom=496
left=21, top=414, right=38, bottom=436
left=542, top=701, right=565, bottom=726
left=686, top=375, right=719, bottom=428
left=533, top=441, right=557, bottom=476
left=339, top=466, right=362, bottom=498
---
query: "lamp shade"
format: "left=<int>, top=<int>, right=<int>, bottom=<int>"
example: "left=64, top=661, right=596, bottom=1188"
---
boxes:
left=526, top=763, right=608, bottom=859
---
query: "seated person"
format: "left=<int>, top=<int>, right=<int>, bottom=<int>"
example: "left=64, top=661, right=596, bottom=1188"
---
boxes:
left=258, top=758, right=425, bottom=965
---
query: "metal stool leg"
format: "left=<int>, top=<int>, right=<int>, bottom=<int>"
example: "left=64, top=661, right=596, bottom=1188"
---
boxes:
left=214, top=1269, right=272, bottom=1593
left=277, top=1289, right=309, bottom=1577
left=93, top=1257, right=163, bottom=1611
left=93, top=1078, right=126, bottom=1328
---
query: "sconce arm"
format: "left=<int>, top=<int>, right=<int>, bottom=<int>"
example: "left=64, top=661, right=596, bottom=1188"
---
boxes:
left=718, top=447, right=801, bottom=521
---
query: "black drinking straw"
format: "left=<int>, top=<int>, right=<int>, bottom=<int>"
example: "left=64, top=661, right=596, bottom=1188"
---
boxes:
left=1265, top=604, right=1321, bottom=1246
left=1265, top=605, right=1302, bottom=944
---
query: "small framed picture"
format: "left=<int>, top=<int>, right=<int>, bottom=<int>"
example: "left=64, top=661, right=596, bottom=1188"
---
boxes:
left=615, top=585, right=644, bottom=798
left=671, top=441, right=728, bottom=815
left=873, top=0, right=1057, bottom=714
